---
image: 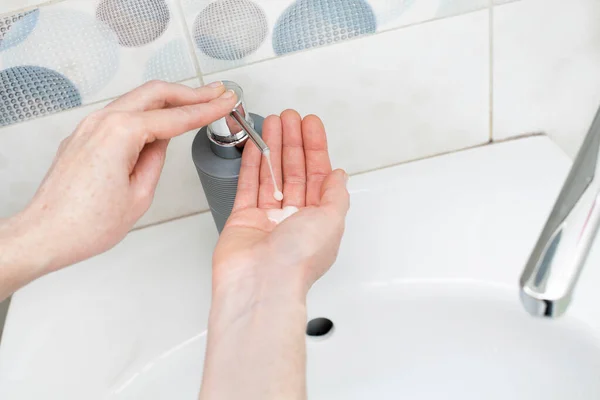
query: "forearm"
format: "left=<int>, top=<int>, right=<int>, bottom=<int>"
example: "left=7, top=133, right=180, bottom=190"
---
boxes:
left=0, top=212, right=51, bottom=301
left=200, top=263, right=309, bottom=400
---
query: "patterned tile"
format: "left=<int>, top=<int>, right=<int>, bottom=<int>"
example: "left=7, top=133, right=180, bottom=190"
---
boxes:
left=0, top=0, right=45, bottom=17
left=0, top=0, right=195, bottom=126
left=182, top=0, right=384, bottom=74
left=207, top=10, right=490, bottom=174
left=182, top=0, right=490, bottom=74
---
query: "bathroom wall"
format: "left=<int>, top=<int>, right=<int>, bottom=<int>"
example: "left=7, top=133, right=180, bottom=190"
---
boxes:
left=0, top=0, right=598, bottom=230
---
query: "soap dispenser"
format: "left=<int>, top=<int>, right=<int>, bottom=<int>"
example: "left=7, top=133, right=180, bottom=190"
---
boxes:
left=191, top=81, right=265, bottom=233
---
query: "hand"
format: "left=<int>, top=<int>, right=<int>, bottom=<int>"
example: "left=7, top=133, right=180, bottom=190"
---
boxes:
left=201, top=110, right=349, bottom=400
left=0, top=81, right=237, bottom=297
left=213, top=110, right=350, bottom=301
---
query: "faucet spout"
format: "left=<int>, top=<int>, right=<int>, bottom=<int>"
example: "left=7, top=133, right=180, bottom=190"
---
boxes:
left=520, top=106, right=600, bottom=318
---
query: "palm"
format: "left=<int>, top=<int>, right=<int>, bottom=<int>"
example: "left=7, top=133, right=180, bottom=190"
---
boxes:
left=213, top=111, right=335, bottom=278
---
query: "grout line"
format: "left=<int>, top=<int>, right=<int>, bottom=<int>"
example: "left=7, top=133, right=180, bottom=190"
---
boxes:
left=174, top=0, right=205, bottom=84
left=488, top=0, right=495, bottom=142
left=489, top=131, right=545, bottom=143
left=0, top=0, right=64, bottom=17
left=133, top=133, right=547, bottom=232
left=132, top=209, right=211, bottom=231
left=203, top=6, right=491, bottom=77
left=348, top=132, right=546, bottom=179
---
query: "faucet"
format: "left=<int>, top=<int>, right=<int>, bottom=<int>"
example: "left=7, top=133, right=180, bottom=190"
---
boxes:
left=520, top=106, right=600, bottom=318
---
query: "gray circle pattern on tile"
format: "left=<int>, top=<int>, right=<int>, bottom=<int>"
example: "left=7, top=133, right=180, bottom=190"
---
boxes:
left=96, top=0, right=171, bottom=47
left=193, top=0, right=268, bottom=61
left=144, top=39, right=192, bottom=82
left=0, top=66, right=82, bottom=127
left=1, top=9, right=120, bottom=97
left=273, top=0, right=377, bottom=55
left=0, top=10, right=39, bottom=51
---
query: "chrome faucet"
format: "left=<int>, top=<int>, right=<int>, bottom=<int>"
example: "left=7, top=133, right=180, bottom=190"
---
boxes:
left=520, top=106, right=600, bottom=318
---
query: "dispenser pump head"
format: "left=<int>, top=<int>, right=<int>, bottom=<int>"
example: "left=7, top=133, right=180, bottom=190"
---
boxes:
left=207, top=80, right=269, bottom=159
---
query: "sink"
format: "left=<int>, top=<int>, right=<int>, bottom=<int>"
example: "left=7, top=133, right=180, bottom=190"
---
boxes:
left=1, top=136, right=600, bottom=399
left=306, top=283, right=600, bottom=399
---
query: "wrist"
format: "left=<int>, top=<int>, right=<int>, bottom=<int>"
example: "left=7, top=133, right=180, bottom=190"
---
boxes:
left=0, top=216, right=37, bottom=299
left=203, top=256, right=309, bottom=400
left=213, top=254, right=308, bottom=300
left=211, top=254, right=309, bottom=325
left=0, top=209, right=56, bottom=297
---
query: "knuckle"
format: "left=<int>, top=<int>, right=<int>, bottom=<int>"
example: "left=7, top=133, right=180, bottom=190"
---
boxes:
left=137, top=184, right=155, bottom=202
left=259, top=175, right=274, bottom=186
left=102, top=112, right=129, bottom=129
left=57, top=137, right=70, bottom=152
left=99, top=112, right=136, bottom=139
left=284, top=175, right=306, bottom=185
left=78, top=110, right=105, bottom=130
left=143, top=79, right=167, bottom=92
left=134, top=185, right=156, bottom=210
left=174, top=104, right=194, bottom=118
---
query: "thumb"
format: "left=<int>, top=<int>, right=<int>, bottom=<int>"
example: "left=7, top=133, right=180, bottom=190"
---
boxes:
left=130, top=139, right=170, bottom=207
left=319, top=169, right=350, bottom=216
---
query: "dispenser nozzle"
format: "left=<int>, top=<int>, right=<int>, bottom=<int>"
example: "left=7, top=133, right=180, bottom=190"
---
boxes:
left=231, top=109, right=269, bottom=154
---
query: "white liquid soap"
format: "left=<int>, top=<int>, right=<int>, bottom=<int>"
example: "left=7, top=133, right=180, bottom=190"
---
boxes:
left=267, top=206, right=299, bottom=225
left=264, top=149, right=284, bottom=201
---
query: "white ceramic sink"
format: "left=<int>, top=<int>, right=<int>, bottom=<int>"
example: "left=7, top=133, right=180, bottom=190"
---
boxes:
left=1, top=136, right=600, bottom=399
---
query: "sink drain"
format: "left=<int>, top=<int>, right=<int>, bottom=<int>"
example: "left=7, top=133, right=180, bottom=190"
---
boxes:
left=306, top=318, right=334, bottom=338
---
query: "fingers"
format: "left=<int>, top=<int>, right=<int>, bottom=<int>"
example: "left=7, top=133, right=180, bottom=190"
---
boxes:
left=319, top=169, right=350, bottom=217
left=281, top=110, right=307, bottom=208
left=232, top=134, right=262, bottom=212
left=129, top=139, right=170, bottom=211
left=130, top=90, right=238, bottom=142
left=232, top=111, right=336, bottom=214
left=303, top=115, right=332, bottom=206
left=258, top=115, right=283, bottom=209
left=106, top=80, right=227, bottom=112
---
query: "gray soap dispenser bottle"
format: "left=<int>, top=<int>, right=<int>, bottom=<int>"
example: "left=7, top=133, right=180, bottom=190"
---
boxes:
left=191, top=81, right=264, bottom=233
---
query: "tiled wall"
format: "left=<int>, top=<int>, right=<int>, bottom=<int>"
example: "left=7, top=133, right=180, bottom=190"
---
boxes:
left=493, top=0, right=600, bottom=157
left=0, top=0, right=597, bottom=229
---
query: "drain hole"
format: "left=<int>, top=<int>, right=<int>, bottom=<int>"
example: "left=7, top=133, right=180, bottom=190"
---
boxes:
left=306, top=318, right=334, bottom=337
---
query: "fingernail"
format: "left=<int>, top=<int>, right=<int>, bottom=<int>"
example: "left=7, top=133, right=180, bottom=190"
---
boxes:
left=208, top=81, right=222, bottom=88
left=221, top=89, right=236, bottom=99
left=343, top=171, right=349, bottom=184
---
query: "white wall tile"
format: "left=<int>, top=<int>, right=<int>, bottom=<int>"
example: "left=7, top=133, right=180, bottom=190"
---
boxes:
left=493, top=0, right=600, bottom=157
left=207, top=10, right=490, bottom=174
left=0, top=78, right=211, bottom=228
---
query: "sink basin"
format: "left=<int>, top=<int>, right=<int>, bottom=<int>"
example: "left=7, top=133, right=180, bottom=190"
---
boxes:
left=1, top=136, right=600, bottom=399
left=306, top=283, right=600, bottom=399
